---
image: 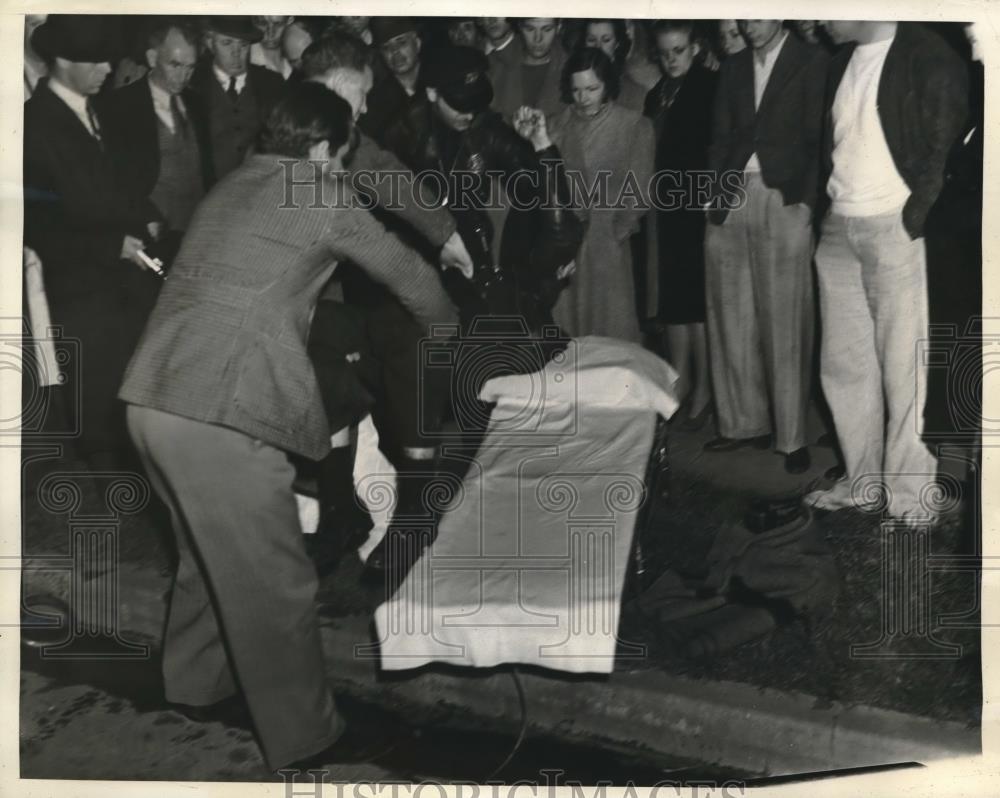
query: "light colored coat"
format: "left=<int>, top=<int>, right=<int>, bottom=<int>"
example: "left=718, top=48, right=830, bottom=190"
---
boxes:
left=549, top=102, right=654, bottom=343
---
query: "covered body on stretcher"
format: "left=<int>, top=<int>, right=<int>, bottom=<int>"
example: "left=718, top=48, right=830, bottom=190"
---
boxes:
left=298, top=336, right=679, bottom=674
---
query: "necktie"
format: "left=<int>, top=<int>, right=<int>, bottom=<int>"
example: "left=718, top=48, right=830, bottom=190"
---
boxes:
left=85, top=100, right=103, bottom=149
left=170, top=94, right=188, bottom=138
left=227, top=76, right=238, bottom=103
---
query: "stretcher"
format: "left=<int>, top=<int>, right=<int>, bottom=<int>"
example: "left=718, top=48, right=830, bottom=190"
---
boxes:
left=357, top=336, right=680, bottom=674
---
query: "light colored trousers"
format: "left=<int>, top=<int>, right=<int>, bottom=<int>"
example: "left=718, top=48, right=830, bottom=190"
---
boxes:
left=126, top=404, right=343, bottom=769
left=705, top=174, right=814, bottom=453
left=814, top=211, right=938, bottom=516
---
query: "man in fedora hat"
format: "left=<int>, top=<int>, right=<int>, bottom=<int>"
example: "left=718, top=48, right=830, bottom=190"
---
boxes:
left=186, top=15, right=285, bottom=184
left=24, top=14, right=166, bottom=468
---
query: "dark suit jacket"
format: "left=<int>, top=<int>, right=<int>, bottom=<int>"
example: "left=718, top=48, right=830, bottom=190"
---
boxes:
left=707, top=34, right=829, bottom=224
left=119, top=154, right=457, bottom=460
left=101, top=76, right=211, bottom=207
left=185, top=61, right=286, bottom=187
left=820, top=23, right=969, bottom=239
left=23, top=81, right=162, bottom=306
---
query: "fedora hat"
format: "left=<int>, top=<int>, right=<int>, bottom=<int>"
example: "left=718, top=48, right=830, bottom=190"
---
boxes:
left=207, top=16, right=263, bottom=43
left=371, top=17, right=419, bottom=48
left=32, top=14, right=120, bottom=63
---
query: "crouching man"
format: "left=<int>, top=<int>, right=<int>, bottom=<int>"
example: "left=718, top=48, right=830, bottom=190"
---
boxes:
left=117, top=83, right=456, bottom=771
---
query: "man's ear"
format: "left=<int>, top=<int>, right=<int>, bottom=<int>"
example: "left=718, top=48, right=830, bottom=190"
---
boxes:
left=691, top=41, right=701, bottom=57
left=145, top=47, right=158, bottom=70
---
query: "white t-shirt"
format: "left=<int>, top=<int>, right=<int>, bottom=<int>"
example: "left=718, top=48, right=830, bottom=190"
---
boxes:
left=827, top=35, right=911, bottom=217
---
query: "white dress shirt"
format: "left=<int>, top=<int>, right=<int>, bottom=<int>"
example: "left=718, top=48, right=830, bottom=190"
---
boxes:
left=213, top=64, right=247, bottom=95
left=47, top=76, right=100, bottom=138
left=149, top=78, right=188, bottom=134
left=745, top=30, right=789, bottom=173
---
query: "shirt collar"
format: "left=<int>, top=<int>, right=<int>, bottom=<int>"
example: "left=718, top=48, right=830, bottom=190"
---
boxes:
left=212, top=63, right=248, bottom=93
left=148, top=77, right=173, bottom=109
left=47, top=76, right=90, bottom=118
left=755, top=29, right=789, bottom=68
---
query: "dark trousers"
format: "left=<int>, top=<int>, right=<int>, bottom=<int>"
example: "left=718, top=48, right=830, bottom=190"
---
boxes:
left=48, top=278, right=159, bottom=459
left=309, top=288, right=450, bottom=463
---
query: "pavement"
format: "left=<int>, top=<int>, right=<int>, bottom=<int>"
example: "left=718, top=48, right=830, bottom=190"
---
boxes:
left=17, top=399, right=981, bottom=782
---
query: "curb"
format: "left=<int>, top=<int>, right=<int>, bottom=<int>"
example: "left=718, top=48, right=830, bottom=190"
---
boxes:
left=21, top=557, right=980, bottom=778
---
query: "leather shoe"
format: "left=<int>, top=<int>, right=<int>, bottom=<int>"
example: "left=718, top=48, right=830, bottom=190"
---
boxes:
left=361, top=524, right=437, bottom=598
left=281, top=724, right=390, bottom=773
left=306, top=507, right=374, bottom=578
left=168, top=695, right=253, bottom=730
left=703, top=434, right=771, bottom=452
left=784, top=447, right=810, bottom=474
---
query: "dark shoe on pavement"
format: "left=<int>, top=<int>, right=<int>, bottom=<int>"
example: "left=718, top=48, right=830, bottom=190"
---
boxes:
left=361, top=524, right=437, bottom=599
left=168, top=694, right=253, bottom=731
left=279, top=724, right=388, bottom=773
left=307, top=505, right=374, bottom=577
left=784, top=447, right=811, bottom=474
left=704, top=434, right=772, bottom=453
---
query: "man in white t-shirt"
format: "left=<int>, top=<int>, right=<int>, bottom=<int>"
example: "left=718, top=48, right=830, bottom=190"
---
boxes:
left=806, top=21, right=968, bottom=525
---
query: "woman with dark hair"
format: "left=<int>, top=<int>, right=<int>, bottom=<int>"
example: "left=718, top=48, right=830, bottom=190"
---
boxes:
left=583, top=19, right=647, bottom=111
left=547, top=46, right=655, bottom=342
left=717, top=19, right=747, bottom=57
left=644, top=20, right=718, bottom=429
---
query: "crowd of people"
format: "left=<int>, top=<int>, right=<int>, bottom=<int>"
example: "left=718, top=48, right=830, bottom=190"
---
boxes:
left=22, top=14, right=983, bottom=773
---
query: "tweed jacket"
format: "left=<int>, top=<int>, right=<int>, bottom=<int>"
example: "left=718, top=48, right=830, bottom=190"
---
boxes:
left=820, top=23, right=969, bottom=239
left=119, top=154, right=458, bottom=460
left=707, top=34, right=829, bottom=224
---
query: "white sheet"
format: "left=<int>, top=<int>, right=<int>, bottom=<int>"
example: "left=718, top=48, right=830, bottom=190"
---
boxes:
left=374, top=337, right=679, bottom=674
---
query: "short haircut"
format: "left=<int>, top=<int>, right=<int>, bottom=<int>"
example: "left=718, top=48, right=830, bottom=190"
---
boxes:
left=512, top=18, right=560, bottom=30
left=146, top=19, right=199, bottom=51
left=259, top=82, right=353, bottom=158
left=300, top=30, right=371, bottom=79
left=560, top=46, right=620, bottom=103
left=651, top=19, right=695, bottom=43
left=582, top=19, right=631, bottom=65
